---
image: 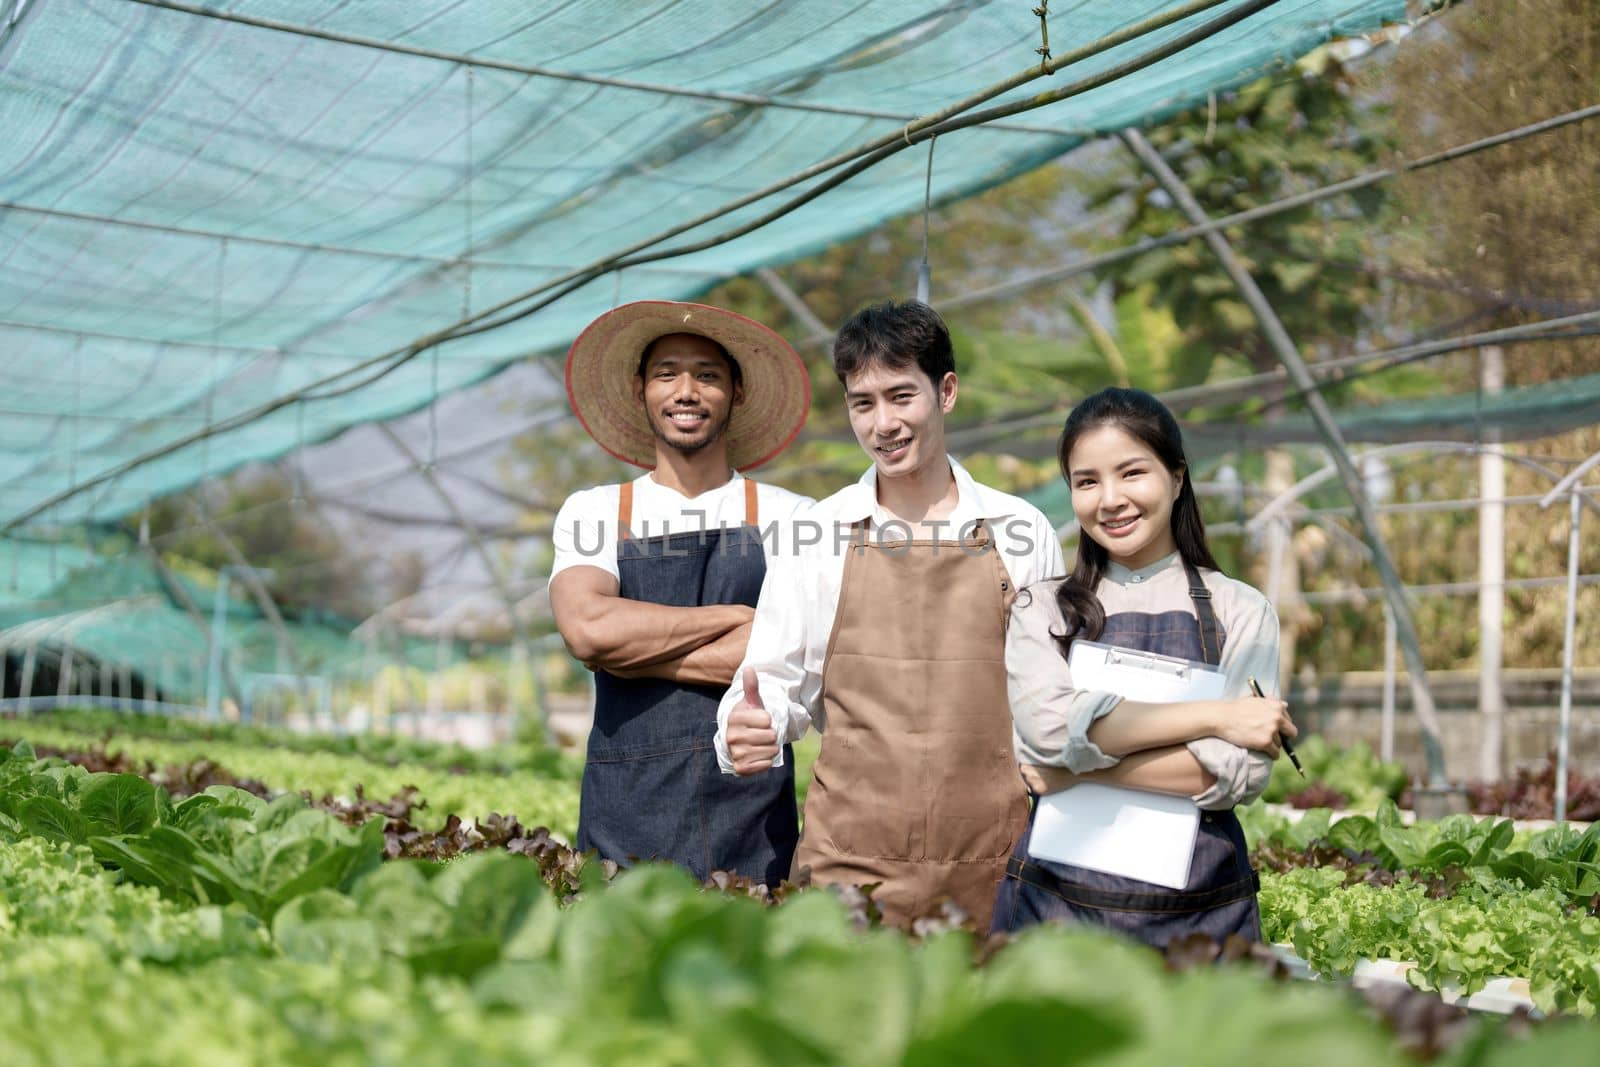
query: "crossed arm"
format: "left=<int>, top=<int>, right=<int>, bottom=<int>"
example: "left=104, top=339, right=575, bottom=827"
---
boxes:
left=1019, top=685, right=1299, bottom=810
left=1022, top=743, right=1214, bottom=798
left=1008, top=590, right=1291, bottom=805
left=549, top=566, right=752, bottom=688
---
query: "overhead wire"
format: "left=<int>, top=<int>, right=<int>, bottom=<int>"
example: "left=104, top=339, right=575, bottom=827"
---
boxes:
left=119, top=0, right=1089, bottom=135
left=1, top=0, right=1257, bottom=530
left=13, top=5, right=1595, bottom=550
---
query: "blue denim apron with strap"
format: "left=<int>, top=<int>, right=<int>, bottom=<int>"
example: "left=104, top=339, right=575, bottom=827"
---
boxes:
left=575, top=478, right=799, bottom=885
left=991, top=558, right=1261, bottom=946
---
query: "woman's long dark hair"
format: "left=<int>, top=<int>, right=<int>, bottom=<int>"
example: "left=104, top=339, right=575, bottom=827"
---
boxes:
left=1051, top=387, right=1218, bottom=661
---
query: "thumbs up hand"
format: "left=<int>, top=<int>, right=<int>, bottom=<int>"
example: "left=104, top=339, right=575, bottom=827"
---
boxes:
left=727, top=667, right=780, bottom=776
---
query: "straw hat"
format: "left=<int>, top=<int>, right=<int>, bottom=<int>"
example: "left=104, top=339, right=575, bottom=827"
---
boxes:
left=564, top=300, right=811, bottom=471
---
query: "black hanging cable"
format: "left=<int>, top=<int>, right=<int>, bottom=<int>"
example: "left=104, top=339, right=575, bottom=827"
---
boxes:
left=916, top=135, right=937, bottom=303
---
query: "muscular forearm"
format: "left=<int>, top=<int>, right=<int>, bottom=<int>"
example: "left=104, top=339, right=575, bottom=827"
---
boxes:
left=608, top=622, right=751, bottom=687
left=565, top=602, right=751, bottom=671
left=1086, top=699, right=1223, bottom=758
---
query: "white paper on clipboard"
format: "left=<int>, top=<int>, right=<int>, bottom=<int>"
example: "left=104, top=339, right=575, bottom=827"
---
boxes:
left=1027, top=640, right=1228, bottom=890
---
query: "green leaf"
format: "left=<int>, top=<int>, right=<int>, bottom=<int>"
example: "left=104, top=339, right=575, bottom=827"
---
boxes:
left=90, top=834, right=180, bottom=893
left=1423, top=841, right=1472, bottom=870
left=1326, top=814, right=1379, bottom=854
left=20, top=794, right=88, bottom=845
left=272, top=889, right=381, bottom=967
left=148, top=825, right=231, bottom=903
left=171, top=792, right=221, bottom=829
left=222, top=810, right=385, bottom=920
left=1468, top=819, right=1515, bottom=866
left=444, top=850, right=554, bottom=945
left=404, top=936, right=504, bottom=980
left=1488, top=852, right=1548, bottom=890
left=1269, top=259, right=1320, bottom=293
left=904, top=999, right=1130, bottom=1067
left=253, top=792, right=309, bottom=832
left=77, top=773, right=159, bottom=836
left=1377, top=826, right=1426, bottom=870
left=1374, top=799, right=1404, bottom=829
left=201, top=784, right=267, bottom=816
left=1210, top=298, right=1256, bottom=333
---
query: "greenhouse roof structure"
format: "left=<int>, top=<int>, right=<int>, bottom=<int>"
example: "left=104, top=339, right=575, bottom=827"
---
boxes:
left=0, top=0, right=1405, bottom=531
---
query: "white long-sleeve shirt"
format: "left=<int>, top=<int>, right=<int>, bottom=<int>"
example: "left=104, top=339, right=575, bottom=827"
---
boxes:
left=1005, top=552, right=1282, bottom=810
left=715, top=456, right=1065, bottom=772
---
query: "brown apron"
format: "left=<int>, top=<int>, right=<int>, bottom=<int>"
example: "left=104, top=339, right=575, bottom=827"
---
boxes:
left=794, top=519, right=1030, bottom=929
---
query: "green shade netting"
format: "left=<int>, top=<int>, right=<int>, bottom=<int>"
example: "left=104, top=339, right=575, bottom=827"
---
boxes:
left=1023, top=372, right=1600, bottom=526
left=1183, top=370, right=1600, bottom=450
left=0, top=0, right=1403, bottom=530
left=0, top=538, right=476, bottom=700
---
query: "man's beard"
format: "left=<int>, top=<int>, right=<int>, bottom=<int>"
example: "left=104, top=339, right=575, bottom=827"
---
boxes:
left=649, top=407, right=733, bottom=455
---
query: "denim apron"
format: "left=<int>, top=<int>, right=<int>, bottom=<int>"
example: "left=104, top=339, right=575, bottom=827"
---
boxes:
left=796, top=520, right=1030, bottom=929
left=575, top=478, right=799, bottom=885
left=991, top=559, right=1261, bottom=947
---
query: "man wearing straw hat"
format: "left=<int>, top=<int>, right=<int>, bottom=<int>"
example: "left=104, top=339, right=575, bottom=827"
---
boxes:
left=715, top=300, right=1061, bottom=928
left=549, top=300, right=813, bottom=886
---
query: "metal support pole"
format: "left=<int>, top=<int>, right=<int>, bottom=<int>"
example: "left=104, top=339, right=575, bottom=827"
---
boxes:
left=192, top=504, right=313, bottom=718
left=756, top=267, right=832, bottom=344
left=18, top=642, right=36, bottom=715
left=429, top=634, right=447, bottom=715
left=1479, top=347, right=1506, bottom=781
left=147, top=543, right=244, bottom=712
left=1555, top=489, right=1581, bottom=823
left=1120, top=127, right=1450, bottom=785
left=56, top=643, right=74, bottom=699
left=1382, top=603, right=1397, bottom=763
left=206, top=569, right=231, bottom=720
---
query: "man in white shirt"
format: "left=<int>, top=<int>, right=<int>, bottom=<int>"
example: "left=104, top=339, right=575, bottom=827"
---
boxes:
left=716, top=300, right=1064, bottom=928
left=549, top=300, right=812, bottom=885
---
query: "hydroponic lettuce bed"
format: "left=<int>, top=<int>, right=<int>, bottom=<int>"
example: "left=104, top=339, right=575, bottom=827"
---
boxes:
left=5, top=722, right=1600, bottom=1066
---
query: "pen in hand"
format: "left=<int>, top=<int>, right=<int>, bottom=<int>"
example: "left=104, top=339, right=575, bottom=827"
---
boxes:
left=1249, top=676, right=1304, bottom=777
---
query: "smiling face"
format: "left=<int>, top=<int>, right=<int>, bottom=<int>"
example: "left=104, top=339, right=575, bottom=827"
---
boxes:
left=844, top=362, right=957, bottom=482
left=632, top=333, right=743, bottom=458
left=1067, top=424, right=1184, bottom=570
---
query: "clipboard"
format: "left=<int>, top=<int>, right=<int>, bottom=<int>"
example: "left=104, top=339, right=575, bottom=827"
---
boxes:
left=1026, top=640, right=1227, bottom=890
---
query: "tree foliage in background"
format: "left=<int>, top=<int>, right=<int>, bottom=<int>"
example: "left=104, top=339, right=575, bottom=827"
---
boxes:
left=504, top=165, right=1115, bottom=506
left=1297, top=0, right=1600, bottom=678
left=1081, top=52, right=1395, bottom=389
left=499, top=5, right=1599, bottom=686
left=1075, top=54, right=1410, bottom=685
left=699, top=166, right=1114, bottom=497
left=503, top=418, right=638, bottom=577
left=1379, top=0, right=1599, bottom=387
left=136, top=471, right=377, bottom=622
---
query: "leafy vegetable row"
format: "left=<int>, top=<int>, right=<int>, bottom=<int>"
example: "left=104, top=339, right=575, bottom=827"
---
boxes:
left=1244, top=800, right=1600, bottom=911
left=7, top=706, right=580, bottom=779
left=1261, top=736, right=1409, bottom=810
left=0, top=718, right=582, bottom=838
left=1263, top=866, right=1600, bottom=1017
left=6, top=830, right=1598, bottom=1067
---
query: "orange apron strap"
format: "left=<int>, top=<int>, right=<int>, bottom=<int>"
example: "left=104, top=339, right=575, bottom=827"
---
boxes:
left=743, top=477, right=760, bottom=527
left=616, top=481, right=634, bottom=541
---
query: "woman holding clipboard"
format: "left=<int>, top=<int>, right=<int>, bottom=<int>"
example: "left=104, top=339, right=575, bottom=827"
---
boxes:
left=990, top=388, right=1296, bottom=946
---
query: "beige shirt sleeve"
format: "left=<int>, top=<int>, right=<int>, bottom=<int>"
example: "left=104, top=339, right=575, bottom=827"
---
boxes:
left=1006, top=583, right=1123, bottom=772
left=1186, top=589, right=1281, bottom=810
